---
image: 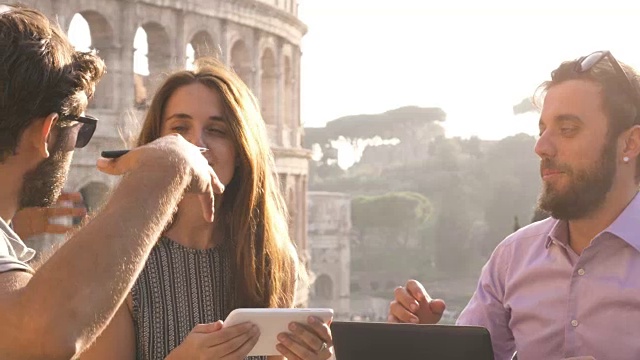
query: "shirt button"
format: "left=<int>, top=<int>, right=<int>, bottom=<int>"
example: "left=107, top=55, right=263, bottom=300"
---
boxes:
left=571, top=320, right=579, bottom=327
left=578, top=268, right=585, bottom=276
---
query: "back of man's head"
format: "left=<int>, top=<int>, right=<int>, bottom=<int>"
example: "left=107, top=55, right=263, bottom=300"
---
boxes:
left=0, top=4, right=105, bottom=162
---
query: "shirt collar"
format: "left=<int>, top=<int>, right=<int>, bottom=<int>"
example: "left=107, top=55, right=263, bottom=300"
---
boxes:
left=545, top=218, right=568, bottom=249
left=604, top=193, right=640, bottom=253
left=544, top=193, right=640, bottom=253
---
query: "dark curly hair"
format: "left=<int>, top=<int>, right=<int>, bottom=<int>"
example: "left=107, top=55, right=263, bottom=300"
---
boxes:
left=0, top=4, right=105, bottom=161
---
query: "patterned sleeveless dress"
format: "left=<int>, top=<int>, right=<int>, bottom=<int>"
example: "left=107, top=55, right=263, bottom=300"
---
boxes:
left=131, top=236, right=265, bottom=360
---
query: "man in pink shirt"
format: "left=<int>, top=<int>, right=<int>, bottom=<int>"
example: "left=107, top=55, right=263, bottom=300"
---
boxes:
left=389, top=51, right=640, bottom=360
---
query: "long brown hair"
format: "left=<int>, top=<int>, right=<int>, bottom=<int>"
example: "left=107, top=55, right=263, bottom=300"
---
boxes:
left=137, top=57, right=300, bottom=308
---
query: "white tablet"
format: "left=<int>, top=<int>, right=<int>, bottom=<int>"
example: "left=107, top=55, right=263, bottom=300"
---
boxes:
left=223, top=308, right=334, bottom=356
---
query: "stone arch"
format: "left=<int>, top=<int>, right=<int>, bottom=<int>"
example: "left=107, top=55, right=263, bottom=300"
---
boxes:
left=189, top=30, right=217, bottom=60
left=260, top=48, right=277, bottom=126
left=134, top=22, right=171, bottom=109
left=230, top=40, right=252, bottom=88
left=277, top=173, right=287, bottom=198
left=68, top=11, right=116, bottom=109
left=78, top=181, right=110, bottom=213
left=80, top=11, right=112, bottom=49
left=72, top=181, right=110, bottom=224
left=315, top=274, right=334, bottom=300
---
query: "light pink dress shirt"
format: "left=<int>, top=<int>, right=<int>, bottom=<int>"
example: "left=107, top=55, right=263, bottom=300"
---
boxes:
left=457, top=194, right=640, bottom=360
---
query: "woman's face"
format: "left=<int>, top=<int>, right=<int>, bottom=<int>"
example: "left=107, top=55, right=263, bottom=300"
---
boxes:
left=160, top=82, right=237, bottom=185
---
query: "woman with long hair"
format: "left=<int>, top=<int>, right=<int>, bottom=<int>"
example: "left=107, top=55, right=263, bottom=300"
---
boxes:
left=80, top=58, right=333, bottom=360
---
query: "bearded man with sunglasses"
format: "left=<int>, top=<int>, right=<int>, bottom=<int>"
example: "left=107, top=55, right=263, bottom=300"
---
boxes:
left=0, top=5, right=224, bottom=359
left=389, top=50, right=640, bottom=360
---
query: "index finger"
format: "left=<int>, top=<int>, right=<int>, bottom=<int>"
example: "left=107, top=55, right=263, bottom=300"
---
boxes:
left=56, top=192, right=83, bottom=203
left=209, top=168, right=225, bottom=195
left=406, top=279, right=429, bottom=302
left=304, top=316, right=332, bottom=345
left=393, top=286, right=420, bottom=314
left=192, top=321, right=223, bottom=333
left=198, top=185, right=215, bottom=223
left=207, top=322, right=255, bottom=346
left=96, top=157, right=124, bottom=175
left=45, top=206, right=87, bottom=219
left=44, top=223, right=76, bottom=235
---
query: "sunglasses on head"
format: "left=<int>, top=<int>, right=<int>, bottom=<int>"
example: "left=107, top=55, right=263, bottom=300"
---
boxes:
left=574, top=50, right=640, bottom=113
left=61, top=114, right=98, bottom=148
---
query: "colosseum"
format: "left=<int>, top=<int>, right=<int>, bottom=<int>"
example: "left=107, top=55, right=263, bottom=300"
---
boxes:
left=21, top=0, right=311, bottom=298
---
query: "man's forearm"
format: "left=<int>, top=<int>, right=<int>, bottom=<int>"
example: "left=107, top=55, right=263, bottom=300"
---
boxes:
left=10, top=164, right=187, bottom=358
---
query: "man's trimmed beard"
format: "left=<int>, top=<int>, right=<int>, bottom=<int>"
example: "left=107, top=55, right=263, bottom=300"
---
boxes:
left=537, top=137, right=617, bottom=220
left=18, top=129, right=74, bottom=209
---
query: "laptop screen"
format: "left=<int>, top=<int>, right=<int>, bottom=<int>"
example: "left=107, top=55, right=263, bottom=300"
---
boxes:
left=331, top=321, right=494, bottom=360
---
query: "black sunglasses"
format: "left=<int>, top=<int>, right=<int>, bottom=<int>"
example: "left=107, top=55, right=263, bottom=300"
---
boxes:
left=61, top=114, right=98, bottom=148
left=574, top=50, right=640, bottom=113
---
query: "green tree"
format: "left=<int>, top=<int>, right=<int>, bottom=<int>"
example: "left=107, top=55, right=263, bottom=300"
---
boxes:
left=351, top=191, right=433, bottom=247
left=513, top=97, right=537, bottom=115
left=431, top=173, right=475, bottom=276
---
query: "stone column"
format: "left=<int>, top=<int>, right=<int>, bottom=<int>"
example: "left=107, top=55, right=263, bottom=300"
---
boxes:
left=220, top=19, right=229, bottom=65
left=174, top=9, right=186, bottom=70
left=94, top=44, right=120, bottom=110
left=251, top=29, right=262, bottom=98
left=276, top=39, right=285, bottom=147
left=293, top=46, right=302, bottom=147
left=298, top=175, right=308, bottom=259
left=120, top=0, right=136, bottom=111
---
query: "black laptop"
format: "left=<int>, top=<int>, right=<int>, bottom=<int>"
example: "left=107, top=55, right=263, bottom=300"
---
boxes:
left=330, top=321, right=494, bottom=360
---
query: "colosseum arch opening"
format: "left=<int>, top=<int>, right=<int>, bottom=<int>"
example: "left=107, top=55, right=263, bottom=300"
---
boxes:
left=315, top=274, right=334, bottom=300
left=133, top=23, right=171, bottom=109
left=68, top=12, right=116, bottom=109
left=230, top=40, right=252, bottom=89
left=260, top=48, right=277, bottom=126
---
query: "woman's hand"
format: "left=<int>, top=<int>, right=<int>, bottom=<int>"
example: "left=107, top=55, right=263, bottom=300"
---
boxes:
left=276, top=316, right=333, bottom=360
left=166, top=321, right=260, bottom=360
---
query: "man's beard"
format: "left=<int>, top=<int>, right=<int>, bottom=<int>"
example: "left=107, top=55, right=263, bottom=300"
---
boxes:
left=537, top=138, right=617, bottom=220
left=18, top=130, right=73, bottom=209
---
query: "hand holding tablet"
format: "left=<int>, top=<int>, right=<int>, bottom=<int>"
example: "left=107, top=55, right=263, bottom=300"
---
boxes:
left=223, top=308, right=334, bottom=356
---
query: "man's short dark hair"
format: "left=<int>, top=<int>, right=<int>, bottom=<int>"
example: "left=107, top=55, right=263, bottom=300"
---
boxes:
left=0, top=4, right=105, bottom=161
left=535, top=54, right=640, bottom=181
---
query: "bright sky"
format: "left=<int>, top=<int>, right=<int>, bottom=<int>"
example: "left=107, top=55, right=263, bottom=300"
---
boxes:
left=298, top=0, right=640, bottom=140
left=70, top=1, right=640, bottom=141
